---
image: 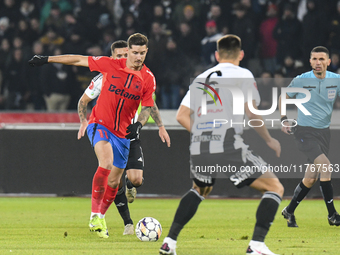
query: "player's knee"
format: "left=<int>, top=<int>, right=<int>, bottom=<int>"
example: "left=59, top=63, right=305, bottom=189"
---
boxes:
left=276, top=182, right=284, bottom=197
left=107, top=179, right=119, bottom=188
left=130, top=176, right=143, bottom=187
left=203, top=186, right=213, bottom=197
left=99, top=162, right=114, bottom=171
left=267, top=180, right=284, bottom=197
left=193, top=185, right=212, bottom=197
left=303, top=178, right=317, bottom=188
left=107, top=174, right=120, bottom=188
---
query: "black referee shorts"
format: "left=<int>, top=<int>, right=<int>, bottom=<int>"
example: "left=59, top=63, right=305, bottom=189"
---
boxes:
left=293, top=125, right=330, bottom=163
left=125, top=139, right=144, bottom=170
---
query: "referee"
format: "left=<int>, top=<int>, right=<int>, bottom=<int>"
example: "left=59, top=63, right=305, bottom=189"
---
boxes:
left=280, top=46, right=340, bottom=227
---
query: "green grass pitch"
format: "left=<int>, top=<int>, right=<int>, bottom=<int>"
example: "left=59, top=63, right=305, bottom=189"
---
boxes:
left=1, top=197, right=339, bottom=255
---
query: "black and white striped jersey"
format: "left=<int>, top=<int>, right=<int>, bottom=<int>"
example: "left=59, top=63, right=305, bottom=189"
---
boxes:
left=183, top=63, right=260, bottom=156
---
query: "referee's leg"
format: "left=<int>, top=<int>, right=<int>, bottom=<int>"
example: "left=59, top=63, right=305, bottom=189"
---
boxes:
left=316, top=154, right=340, bottom=224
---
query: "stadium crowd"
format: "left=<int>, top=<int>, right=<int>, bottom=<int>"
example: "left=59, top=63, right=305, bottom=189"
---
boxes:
left=1, top=0, right=340, bottom=111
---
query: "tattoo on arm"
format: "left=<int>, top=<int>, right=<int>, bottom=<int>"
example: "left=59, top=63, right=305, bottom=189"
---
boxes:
left=138, top=106, right=151, bottom=125
left=150, top=102, right=163, bottom=127
left=78, top=99, right=87, bottom=122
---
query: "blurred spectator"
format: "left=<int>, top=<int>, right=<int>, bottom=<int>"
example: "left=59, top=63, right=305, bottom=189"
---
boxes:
left=19, top=0, right=39, bottom=21
left=0, top=17, right=14, bottom=42
left=12, top=35, right=31, bottom=60
left=277, top=55, right=305, bottom=78
left=17, top=19, right=36, bottom=46
left=273, top=69, right=286, bottom=89
left=257, top=71, right=274, bottom=110
left=301, top=0, right=329, bottom=67
left=0, top=38, right=11, bottom=71
left=328, top=1, right=340, bottom=52
left=62, top=12, right=87, bottom=40
left=176, top=22, right=200, bottom=67
left=201, top=20, right=222, bottom=68
left=0, top=38, right=12, bottom=108
left=273, top=4, right=302, bottom=66
left=2, top=48, right=29, bottom=110
left=145, top=21, right=168, bottom=83
left=259, top=3, right=279, bottom=75
left=176, top=5, right=202, bottom=38
left=0, top=0, right=21, bottom=25
left=153, top=4, right=166, bottom=25
left=44, top=3, right=66, bottom=34
left=232, top=3, right=256, bottom=68
left=119, top=12, right=138, bottom=39
left=153, top=4, right=174, bottom=34
left=28, top=17, right=41, bottom=44
left=39, top=25, right=65, bottom=53
left=86, top=44, right=103, bottom=56
left=40, top=0, right=73, bottom=30
left=297, top=0, right=308, bottom=21
left=205, top=4, right=228, bottom=34
left=172, top=0, right=201, bottom=25
left=277, top=0, right=299, bottom=19
left=39, top=47, right=75, bottom=111
left=159, top=38, right=189, bottom=109
left=123, top=0, right=154, bottom=35
left=112, top=0, right=124, bottom=24
left=101, top=29, right=116, bottom=56
left=78, top=0, right=113, bottom=43
left=329, top=52, right=340, bottom=73
left=240, top=0, right=262, bottom=28
left=201, top=0, right=234, bottom=32
left=27, top=40, right=46, bottom=110
left=160, top=0, right=175, bottom=21
left=63, top=30, right=88, bottom=55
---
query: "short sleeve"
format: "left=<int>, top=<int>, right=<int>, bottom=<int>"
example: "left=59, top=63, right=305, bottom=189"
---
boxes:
left=84, top=73, right=102, bottom=99
left=88, top=56, right=117, bottom=74
left=180, top=90, right=190, bottom=108
left=286, top=78, right=301, bottom=98
left=141, top=70, right=156, bottom=107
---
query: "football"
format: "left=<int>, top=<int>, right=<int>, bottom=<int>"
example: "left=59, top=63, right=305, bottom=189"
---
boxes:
left=135, top=217, right=162, bottom=242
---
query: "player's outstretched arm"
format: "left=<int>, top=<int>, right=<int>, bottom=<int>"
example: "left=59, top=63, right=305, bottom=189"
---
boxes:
left=176, top=105, right=192, bottom=132
left=77, top=93, right=92, bottom=140
left=150, top=102, right=170, bottom=147
left=29, top=55, right=89, bottom=67
left=278, top=94, right=292, bottom=135
left=245, top=100, right=281, bottom=157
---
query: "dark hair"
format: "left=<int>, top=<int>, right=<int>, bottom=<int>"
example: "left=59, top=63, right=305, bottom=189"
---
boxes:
left=311, top=46, right=329, bottom=57
left=217, top=34, right=241, bottom=59
left=111, top=40, right=127, bottom=53
left=127, top=33, right=148, bottom=48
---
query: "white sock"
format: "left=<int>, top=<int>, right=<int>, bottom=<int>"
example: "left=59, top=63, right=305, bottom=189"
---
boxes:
left=163, top=237, right=177, bottom=247
left=90, top=212, right=99, bottom=219
left=249, top=240, right=264, bottom=247
left=99, top=213, right=105, bottom=219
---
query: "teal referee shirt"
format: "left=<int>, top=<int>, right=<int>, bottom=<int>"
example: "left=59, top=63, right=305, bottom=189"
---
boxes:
left=287, top=70, right=340, bottom=128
